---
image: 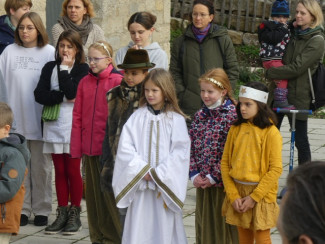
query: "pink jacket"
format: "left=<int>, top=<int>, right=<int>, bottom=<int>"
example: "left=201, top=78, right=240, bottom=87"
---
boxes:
left=70, top=64, right=122, bottom=158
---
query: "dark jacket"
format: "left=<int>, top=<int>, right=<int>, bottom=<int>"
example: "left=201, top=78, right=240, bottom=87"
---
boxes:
left=257, top=20, right=290, bottom=60
left=70, top=65, right=123, bottom=158
left=0, top=133, right=30, bottom=234
left=34, top=61, right=89, bottom=106
left=0, top=15, right=14, bottom=55
left=266, top=26, right=325, bottom=120
left=170, top=23, right=238, bottom=118
left=100, top=79, right=142, bottom=192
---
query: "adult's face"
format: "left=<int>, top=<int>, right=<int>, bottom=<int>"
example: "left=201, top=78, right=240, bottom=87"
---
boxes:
left=18, top=17, right=38, bottom=48
left=295, top=3, right=314, bottom=30
left=67, top=0, right=87, bottom=25
left=128, top=23, right=153, bottom=48
left=192, top=4, right=214, bottom=31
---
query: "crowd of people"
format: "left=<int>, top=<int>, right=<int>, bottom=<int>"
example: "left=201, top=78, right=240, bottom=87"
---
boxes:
left=0, top=0, right=324, bottom=244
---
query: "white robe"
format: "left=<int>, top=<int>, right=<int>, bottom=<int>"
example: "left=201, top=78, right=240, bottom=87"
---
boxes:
left=112, top=106, right=190, bottom=244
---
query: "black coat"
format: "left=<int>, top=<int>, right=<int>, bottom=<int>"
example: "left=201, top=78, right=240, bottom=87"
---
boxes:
left=34, top=61, right=89, bottom=106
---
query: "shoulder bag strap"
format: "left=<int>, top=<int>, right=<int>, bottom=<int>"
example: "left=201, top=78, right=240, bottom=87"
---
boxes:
left=308, top=67, right=315, bottom=104
left=307, top=35, right=324, bottom=103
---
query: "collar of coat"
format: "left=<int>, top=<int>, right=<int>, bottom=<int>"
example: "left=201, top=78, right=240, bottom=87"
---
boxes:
left=198, top=98, right=234, bottom=119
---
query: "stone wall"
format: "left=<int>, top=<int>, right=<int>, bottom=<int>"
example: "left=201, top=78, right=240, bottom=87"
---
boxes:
left=0, top=0, right=171, bottom=57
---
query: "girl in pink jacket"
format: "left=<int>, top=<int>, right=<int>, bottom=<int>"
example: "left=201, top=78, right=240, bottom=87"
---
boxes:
left=70, top=41, right=122, bottom=240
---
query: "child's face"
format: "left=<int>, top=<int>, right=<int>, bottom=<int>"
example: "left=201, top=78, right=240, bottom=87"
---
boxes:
left=59, top=39, right=77, bottom=62
left=144, top=80, right=164, bottom=110
left=18, top=17, right=38, bottom=48
left=239, top=97, right=258, bottom=122
left=0, top=125, right=10, bottom=139
left=200, top=80, right=226, bottom=107
left=10, top=5, right=30, bottom=25
left=128, top=23, right=153, bottom=48
left=272, top=16, right=288, bottom=24
left=124, top=69, right=147, bottom=87
left=87, top=47, right=111, bottom=74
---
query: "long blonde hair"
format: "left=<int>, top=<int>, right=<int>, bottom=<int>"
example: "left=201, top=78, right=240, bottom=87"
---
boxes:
left=139, top=69, right=188, bottom=118
left=297, top=0, right=324, bottom=28
left=198, top=68, right=237, bottom=105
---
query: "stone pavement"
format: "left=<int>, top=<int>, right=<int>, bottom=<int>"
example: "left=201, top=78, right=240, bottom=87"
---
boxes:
left=10, top=117, right=325, bottom=244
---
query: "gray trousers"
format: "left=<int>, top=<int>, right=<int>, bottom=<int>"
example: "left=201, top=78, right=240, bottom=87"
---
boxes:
left=22, top=140, right=52, bottom=217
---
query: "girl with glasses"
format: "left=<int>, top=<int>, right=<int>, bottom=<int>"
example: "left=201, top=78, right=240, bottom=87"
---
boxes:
left=70, top=41, right=122, bottom=242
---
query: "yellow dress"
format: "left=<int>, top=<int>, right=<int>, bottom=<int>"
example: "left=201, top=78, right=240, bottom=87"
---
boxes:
left=221, top=122, right=283, bottom=230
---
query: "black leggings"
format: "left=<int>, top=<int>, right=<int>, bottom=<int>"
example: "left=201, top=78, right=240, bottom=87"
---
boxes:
left=277, top=114, right=311, bottom=165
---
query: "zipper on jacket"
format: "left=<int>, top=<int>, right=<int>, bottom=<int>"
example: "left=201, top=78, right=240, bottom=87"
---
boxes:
left=199, top=44, right=204, bottom=75
left=90, top=79, right=99, bottom=155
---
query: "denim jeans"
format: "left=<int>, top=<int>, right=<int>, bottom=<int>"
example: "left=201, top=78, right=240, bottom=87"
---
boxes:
left=277, top=114, right=311, bottom=165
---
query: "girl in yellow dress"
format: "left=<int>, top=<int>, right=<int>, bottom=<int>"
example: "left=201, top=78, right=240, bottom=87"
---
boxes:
left=221, top=81, right=283, bottom=244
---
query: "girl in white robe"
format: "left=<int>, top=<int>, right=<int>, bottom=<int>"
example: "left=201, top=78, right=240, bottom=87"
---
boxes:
left=112, top=69, right=190, bottom=244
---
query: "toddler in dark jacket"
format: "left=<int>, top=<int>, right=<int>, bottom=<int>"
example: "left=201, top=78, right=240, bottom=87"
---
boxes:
left=0, top=102, right=30, bottom=244
left=258, top=0, right=294, bottom=109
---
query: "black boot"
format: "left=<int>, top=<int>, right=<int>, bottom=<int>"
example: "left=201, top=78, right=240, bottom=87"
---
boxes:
left=62, top=206, right=82, bottom=235
left=273, top=88, right=295, bottom=109
left=44, top=206, right=69, bottom=234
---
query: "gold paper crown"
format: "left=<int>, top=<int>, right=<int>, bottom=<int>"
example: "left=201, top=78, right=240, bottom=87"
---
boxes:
left=205, top=78, right=224, bottom=89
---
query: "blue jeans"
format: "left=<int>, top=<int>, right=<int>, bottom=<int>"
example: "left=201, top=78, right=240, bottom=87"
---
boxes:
left=277, top=114, right=311, bottom=165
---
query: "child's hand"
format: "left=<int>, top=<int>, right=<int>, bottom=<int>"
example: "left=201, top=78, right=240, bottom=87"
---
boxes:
left=193, top=175, right=205, bottom=188
left=232, top=198, right=242, bottom=213
left=131, top=44, right=142, bottom=49
left=61, top=55, right=74, bottom=67
left=201, top=178, right=212, bottom=189
left=239, top=196, right=256, bottom=213
left=143, top=173, right=152, bottom=181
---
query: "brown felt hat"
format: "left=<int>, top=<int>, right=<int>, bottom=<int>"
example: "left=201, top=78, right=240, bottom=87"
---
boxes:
left=117, top=49, right=155, bottom=69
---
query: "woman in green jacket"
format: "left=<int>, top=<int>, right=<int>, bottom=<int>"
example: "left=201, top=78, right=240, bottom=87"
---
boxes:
left=170, top=0, right=238, bottom=122
left=266, top=0, right=324, bottom=165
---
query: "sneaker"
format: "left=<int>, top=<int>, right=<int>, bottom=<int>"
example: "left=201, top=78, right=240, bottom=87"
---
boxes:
left=20, top=214, right=29, bottom=226
left=34, top=215, right=48, bottom=226
left=45, top=206, right=69, bottom=234
left=62, top=206, right=82, bottom=235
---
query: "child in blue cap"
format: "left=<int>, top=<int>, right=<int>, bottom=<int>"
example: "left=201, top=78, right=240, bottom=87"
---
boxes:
left=258, top=0, right=294, bottom=109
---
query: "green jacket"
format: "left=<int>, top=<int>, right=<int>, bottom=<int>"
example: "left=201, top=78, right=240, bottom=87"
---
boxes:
left=170, top=23, right=238, bottom=117
left=266, top=26, right=325, bottom=120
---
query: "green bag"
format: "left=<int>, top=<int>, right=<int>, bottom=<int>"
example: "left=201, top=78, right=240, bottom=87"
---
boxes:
left=42, top=103, right=60, bottom=122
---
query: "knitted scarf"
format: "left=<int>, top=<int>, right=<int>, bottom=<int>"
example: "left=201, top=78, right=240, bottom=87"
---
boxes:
left=192, top=23, right=211, bottom=43
left=58, top=15, right=93, bottom=45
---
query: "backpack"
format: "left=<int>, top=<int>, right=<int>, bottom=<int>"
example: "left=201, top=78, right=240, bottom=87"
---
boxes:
left=307, top=35, right=325, bottom=111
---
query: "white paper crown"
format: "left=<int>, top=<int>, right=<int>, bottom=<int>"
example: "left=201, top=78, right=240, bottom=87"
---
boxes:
left=239, top=85, right=268, bottom=104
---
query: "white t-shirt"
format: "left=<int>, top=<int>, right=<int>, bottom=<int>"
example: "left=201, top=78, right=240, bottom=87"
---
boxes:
left=0, top=43, right=55, bottom=140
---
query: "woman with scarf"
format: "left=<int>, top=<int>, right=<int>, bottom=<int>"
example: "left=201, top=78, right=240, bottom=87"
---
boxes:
left=52, top=0, right=105, bottom=55
left=265, top=0, right=325, bottom=165
left=170, top=0, right=238, bottom=124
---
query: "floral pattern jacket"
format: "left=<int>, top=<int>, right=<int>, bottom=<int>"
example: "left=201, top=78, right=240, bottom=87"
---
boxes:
left=189, top=98, right=237, bottom=187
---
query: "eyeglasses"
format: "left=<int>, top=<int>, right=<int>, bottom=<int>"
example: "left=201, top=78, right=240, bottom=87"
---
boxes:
left=86, top=57, right=109, bottom=64
left=192, top=13, right=210, bottom=18
left=18, top=25, right=36, bottom=32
